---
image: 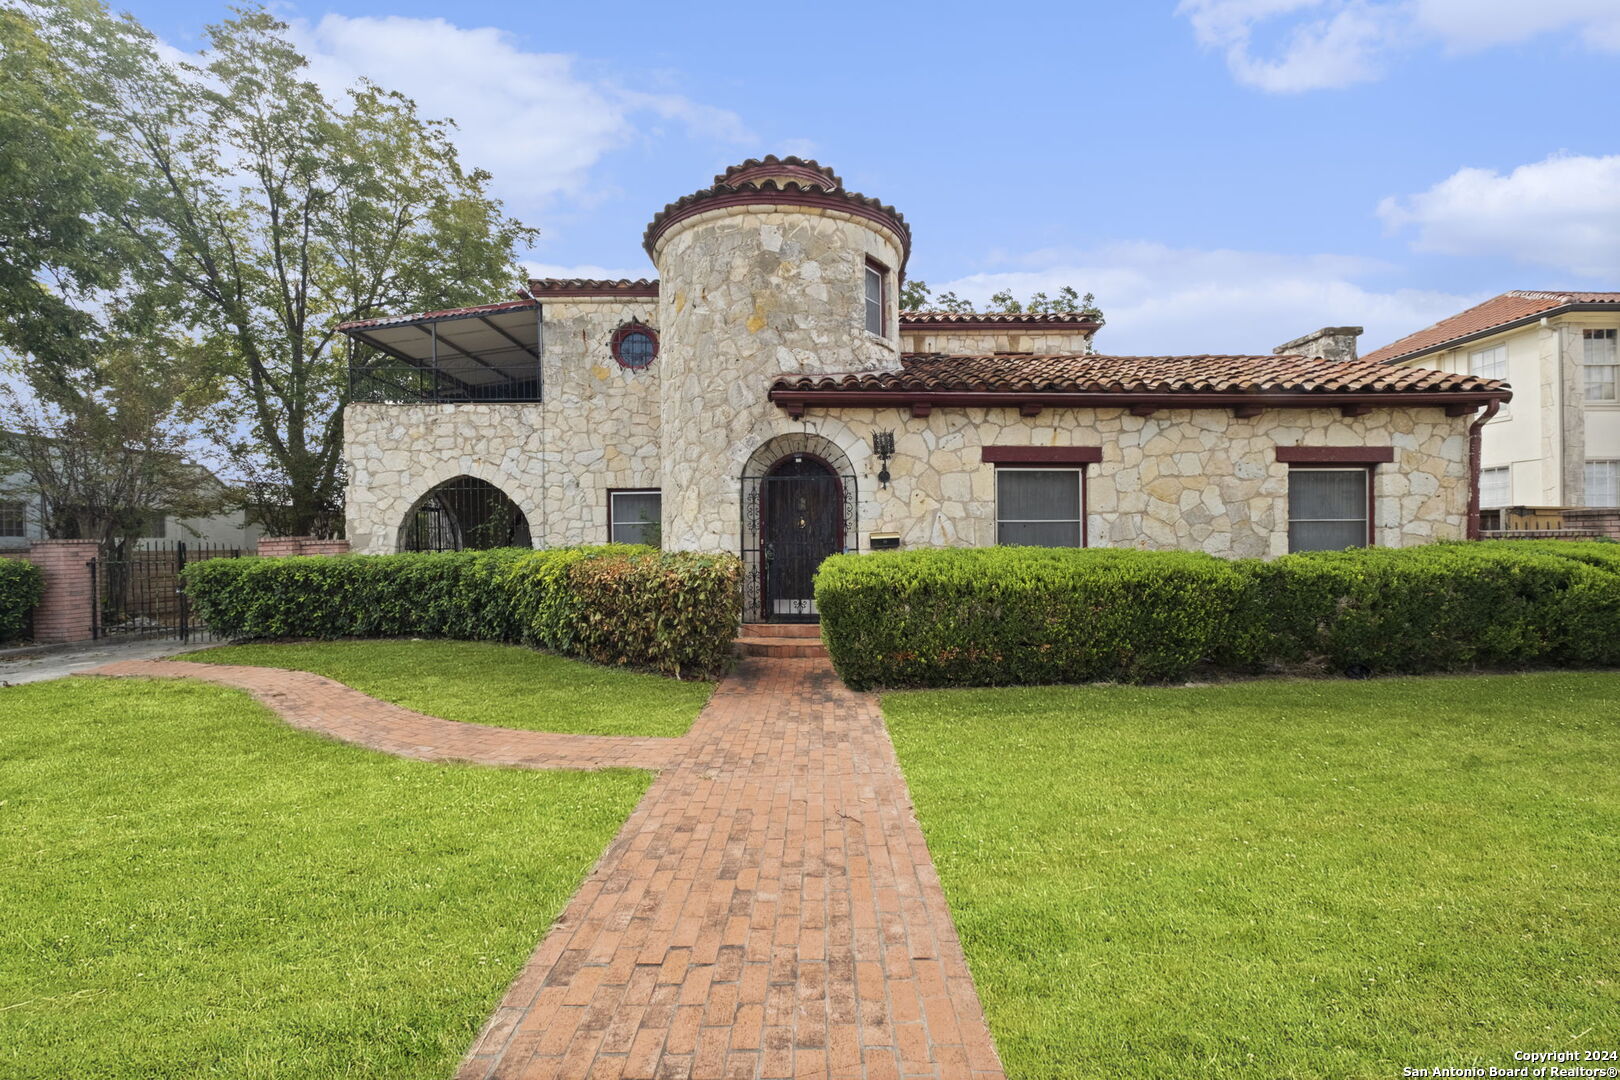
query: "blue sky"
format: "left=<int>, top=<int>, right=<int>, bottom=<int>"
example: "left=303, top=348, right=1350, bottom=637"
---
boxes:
left=128, top=0, right=1620, bottom=354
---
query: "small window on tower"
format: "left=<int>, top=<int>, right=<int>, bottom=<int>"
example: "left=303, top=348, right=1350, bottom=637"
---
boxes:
left=864, top=259, right=887, bottom=336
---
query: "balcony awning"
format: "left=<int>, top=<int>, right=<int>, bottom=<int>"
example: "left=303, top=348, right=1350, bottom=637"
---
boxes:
left=338, top=299, right=541, bottom=401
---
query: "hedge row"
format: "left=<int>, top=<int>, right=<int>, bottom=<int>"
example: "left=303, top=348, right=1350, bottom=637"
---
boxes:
left=0, top=557, right=43, bottom=644
left=182, top=546, right=742, bottom=678
left=815, top=540, right=1620, bottom=689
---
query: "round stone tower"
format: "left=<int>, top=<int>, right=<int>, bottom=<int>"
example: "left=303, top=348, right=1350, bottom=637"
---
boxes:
left=645, top=156, right=910, bottom=551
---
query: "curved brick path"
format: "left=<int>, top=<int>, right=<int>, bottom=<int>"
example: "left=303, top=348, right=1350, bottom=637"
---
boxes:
left=86, top=656, right=1005, bottom=1080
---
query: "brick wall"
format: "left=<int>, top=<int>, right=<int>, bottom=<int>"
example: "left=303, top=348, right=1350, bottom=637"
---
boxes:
left=257, top=537, right=351, bottom=557
left=22, top=539, right=99, bottom=643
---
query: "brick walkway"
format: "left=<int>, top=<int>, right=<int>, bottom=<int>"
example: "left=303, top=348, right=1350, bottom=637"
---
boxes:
left=86, top=656, right=1004, bottom=1079
left=87, top=660, right=678, bottom=770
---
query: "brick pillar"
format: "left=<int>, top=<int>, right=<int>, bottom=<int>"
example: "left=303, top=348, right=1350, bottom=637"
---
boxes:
left=301, top=539, right=351, bottom=556
left=257, top=536, right=312, bottom=557
left=24, top=539, right=100, bottom=643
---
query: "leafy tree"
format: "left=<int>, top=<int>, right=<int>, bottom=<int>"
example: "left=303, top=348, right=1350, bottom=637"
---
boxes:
left=0, top=343, right=227, bottom=548
left=0, top=6, right=120, bottom=373
left=901, top=281, right=1103, bottom=321
left=26, top=1, right=536, bottom=536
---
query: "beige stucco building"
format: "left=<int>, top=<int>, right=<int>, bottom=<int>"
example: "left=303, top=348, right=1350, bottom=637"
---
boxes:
left=1363, top=291, right=1620, bottom=518
left=340, top=157, right=1509, bottom=622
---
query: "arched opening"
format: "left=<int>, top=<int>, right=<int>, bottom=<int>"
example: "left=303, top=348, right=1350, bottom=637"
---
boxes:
left=740, top=433, right=858, bottom=622
left=398, top=476, right=531, bottom=552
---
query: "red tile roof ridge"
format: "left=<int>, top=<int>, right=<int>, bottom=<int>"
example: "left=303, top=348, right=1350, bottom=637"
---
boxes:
left=644, top=161, right=910, bottom=265
left=1363, top=290, right=1620, bottom=364
left=768, top=352, right=1509, bottom=397
left=898, top=311, right=1101, bottom=325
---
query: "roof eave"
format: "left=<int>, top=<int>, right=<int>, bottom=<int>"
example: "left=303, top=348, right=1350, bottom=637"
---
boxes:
left=1376, top=301, right=1620, bottom=365
left=768, top=387, right=1513, bottom=412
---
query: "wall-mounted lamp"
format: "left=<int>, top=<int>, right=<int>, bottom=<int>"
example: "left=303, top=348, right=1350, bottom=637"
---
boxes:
left=872, top=429, right=895, bottom=488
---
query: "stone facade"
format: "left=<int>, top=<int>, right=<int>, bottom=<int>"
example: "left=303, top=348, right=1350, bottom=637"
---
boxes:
left=345, top=295, right=659, bottom=553
left=652, top=205, right=905, bottom=551
left=797, top=405, right=1469, bottom=557
left=342, top=156, right=1493, bottom=585
left=899, top=328, right=1096, bottom=355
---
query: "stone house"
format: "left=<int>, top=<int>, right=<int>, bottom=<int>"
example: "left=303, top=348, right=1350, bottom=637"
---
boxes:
left=1363, top=291, right=1620, bottom=518
left=340, top=157, right=1509, bottom=621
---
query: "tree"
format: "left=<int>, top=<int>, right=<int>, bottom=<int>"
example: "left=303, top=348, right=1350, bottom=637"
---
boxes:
left=27, top=1, right=536, bottom=536
left=0, top=343, right=227, bottom=547
left=902, top=281, right=1105, bottom=322
left=0, top=6, right=120, bottom=373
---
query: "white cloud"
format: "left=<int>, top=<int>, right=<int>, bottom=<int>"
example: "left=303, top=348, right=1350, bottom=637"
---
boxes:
left=1378, top=153, right=1620, bottom=278
left=926, top=241, right=1476, bottom=355
left=522, top=261, right=648, bottom=282
left=1179, top=0, right=1620, bottom=91
left=285, top=15, right=753, bottom=205
left=1177, top=0, right=1395, bottom=91
left=1411, top=0, right=1620, bottom=52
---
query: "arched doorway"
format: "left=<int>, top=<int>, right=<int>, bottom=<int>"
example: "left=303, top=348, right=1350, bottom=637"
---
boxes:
left=740, top=434, right=858, bottom=622
left=397, top=476, right=531, bottom=552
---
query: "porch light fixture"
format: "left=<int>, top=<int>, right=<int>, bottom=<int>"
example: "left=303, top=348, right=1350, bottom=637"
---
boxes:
left=872, top=429, right=895, bottom=488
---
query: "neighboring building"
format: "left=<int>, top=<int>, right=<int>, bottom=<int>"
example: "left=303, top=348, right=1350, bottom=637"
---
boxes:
left=339, top=157, right=1508, bottom=622
left=1363, top=291, right=1620, bottom=515
left=0, top=447, right=261, bottom=553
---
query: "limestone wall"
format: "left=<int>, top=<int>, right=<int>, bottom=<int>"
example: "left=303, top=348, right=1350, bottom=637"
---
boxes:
left=344, top=296, right=661, bottom=553
left=899, top=328, right=1095, bottom=354
left=784, top=404, right=1472, bottom=558
left=652, top=204, right=907, bottom=550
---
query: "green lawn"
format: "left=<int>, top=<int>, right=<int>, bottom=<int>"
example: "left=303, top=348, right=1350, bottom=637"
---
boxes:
left=884, top=673, right=1620, bottom=1080
left=190, top=638, right=712, bottom=737
left=0, top=676, right=650, bottom=1080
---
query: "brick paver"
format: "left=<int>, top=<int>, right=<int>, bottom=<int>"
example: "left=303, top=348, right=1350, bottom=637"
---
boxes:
left=86, top=656, right=1004, bottom=1079
left=86, top=660, right=678, bottom=770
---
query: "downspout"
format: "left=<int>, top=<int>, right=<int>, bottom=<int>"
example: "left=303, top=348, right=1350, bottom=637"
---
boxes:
left=1466, top=398, right=1502, bottom=540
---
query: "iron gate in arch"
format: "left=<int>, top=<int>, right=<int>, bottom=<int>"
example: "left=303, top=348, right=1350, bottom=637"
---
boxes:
left=740, top=445, right=857, bottom=624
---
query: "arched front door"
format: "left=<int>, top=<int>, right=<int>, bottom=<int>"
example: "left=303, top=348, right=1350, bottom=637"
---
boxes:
left=760, top=455, right=843, bottom=622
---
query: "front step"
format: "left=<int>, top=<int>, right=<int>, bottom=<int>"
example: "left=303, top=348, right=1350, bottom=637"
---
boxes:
left=741, top=622, right=822, bottom=639
left=735, top=623, right=827, bottom=658
left=734, top=636, right=828, bottom=659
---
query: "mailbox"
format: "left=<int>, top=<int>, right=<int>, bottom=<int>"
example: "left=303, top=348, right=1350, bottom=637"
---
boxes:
left=869, top=533, right=900, bottom=550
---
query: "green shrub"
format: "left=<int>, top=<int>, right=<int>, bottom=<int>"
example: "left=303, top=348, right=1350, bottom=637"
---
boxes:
left=183, top=546, right=740, bottom=678
left=0, top=556, right=44, bottom=644
left=816, top=547, right=1248, bottom=690
left=818, top=540, right=1620, bottom=688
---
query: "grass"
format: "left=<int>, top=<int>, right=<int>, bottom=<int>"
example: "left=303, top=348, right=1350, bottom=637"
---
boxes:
left=883, top=673, right=1620, bottom=1080
left=189, top=638, right=712, bottom=737
left=0, top=676, right=650, bottom=1080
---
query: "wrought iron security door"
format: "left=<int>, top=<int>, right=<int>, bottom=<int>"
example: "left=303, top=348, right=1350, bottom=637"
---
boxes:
left=741, top=455, right=855, bottom=623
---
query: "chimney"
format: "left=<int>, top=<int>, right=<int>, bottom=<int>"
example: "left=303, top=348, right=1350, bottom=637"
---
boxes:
left=1275, top=326, right=1362, bottom=362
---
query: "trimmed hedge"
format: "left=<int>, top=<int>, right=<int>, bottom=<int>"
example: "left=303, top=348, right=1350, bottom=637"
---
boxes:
left=0, top=556, right=44, bottom=644
left=817, top=547, right=1249, bottom=689
left=183, top=546, right=741, bottom=678
left=816, top=541, right=1620, bottom=689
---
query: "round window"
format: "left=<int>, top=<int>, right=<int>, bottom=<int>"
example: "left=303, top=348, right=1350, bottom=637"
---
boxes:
left=612, top=325, right=658, bottom=369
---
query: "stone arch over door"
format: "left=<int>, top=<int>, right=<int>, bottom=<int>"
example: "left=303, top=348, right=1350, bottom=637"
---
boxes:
left=740, top=433, right=858, bottom=621
left=397, top=475, right=533, bottom=552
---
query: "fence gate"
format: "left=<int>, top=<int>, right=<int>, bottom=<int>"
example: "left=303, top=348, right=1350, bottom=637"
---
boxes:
left=87, top=540, right=245, bottom=644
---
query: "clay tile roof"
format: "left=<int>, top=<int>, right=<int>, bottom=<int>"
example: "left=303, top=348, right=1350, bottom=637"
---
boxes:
left=1362, top=290, right=1620, bottom=364
left=337, top=298, right=538, bottom=332
left=771, top=352, right=1509, bottom=396
left=526, top=277, right=659, bottom=298
left=898, top=311, right=1101, bottom=326
left=644, top=155, right=910, bottom=265
left=716, top=156, right=841, bottom=190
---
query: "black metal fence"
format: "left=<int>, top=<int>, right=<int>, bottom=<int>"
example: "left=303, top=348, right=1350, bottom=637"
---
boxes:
left=88, top=540, right=247, bottom=644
